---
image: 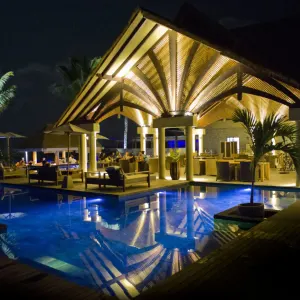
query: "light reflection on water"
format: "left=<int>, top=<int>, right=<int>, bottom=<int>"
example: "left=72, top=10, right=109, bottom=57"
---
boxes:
left=0, top=184, right=298, bottom=298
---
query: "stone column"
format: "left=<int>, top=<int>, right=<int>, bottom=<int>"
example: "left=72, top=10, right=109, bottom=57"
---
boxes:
left=186, top=126, right=194, bottom=181
left=158, top=127, right=166, bottom=179
left=62, top=151, right=66, bottom=159
left=140, top=131, right=146, bottom=153
left=192, top=129, right=196, bottom=154
left=198, top=134, right=203, bottom=156
left=153, top=128, right=158, bottom=157
left=80, top=134, right=87, bottom=173
left=54, top=151, right=60, bottom=165
left=89, top=131, right=97, bottom=172
left=32, top=151, right=37, bottom=164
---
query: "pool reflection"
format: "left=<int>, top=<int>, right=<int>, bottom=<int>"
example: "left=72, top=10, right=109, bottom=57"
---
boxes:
left=0, top=184, right=299, bottom=299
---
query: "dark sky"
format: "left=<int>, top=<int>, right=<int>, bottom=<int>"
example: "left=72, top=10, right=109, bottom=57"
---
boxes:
left=0, top=0, right=299, bottom=142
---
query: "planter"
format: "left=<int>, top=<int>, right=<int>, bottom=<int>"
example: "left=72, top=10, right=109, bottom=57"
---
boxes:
left=170, top=161, right=180, bottom=180
left=238, top=203, right=264, bottom=218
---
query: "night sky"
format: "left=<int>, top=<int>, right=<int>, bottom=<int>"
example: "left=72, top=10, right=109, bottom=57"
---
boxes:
left=0, top=0, right=299, bottom=143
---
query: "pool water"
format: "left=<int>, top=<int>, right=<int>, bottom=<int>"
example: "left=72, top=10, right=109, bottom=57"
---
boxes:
left=0, top=184, right=298, bottom=299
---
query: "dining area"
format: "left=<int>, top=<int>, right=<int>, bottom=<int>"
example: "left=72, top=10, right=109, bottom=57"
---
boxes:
left=194, top=157, right=271, bottom=183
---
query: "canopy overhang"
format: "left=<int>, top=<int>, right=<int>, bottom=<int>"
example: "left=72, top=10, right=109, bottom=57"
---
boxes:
left=56, top=6, right=300, bottom=128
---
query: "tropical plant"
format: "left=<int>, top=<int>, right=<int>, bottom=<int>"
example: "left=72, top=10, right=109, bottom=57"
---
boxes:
left=232, top=108, right=300, bottom=204
left=0, top=71, right=16, bottom=113
left=170, top=148, right=180, bottom=162
left=50, top=56, right=101, bottom=101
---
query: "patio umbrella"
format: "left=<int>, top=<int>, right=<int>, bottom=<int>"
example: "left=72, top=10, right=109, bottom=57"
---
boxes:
left=45, top=123, right=90, bottom=188
left=96, top=133, right=109, bottom=140
left=0, top=132, right=26, bottom=166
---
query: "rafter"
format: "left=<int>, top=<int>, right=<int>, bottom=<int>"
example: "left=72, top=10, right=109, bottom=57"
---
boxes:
left=243, top=67, right=299, bottom=104
left=123, top=84, right=162, bottom=113
left=177, top=41, right=199, bottom=108
left=241, top=87, right=292, bottom=106
left=149, top=50, right=171, bottom=111
left=191, top=65, right=238, bottom=112
left=132, top=66, right=168, bottom=114
left=195, top=87, right=238, bottom=114
left=90, top=84, right=121, bottom=119
left=183, top=52, right=220, bottom=110
left=96, top=100, right=157, bottom=121
left=169, top=30, right=177, bottom=111
left=237, top=64, right=243, bottom=101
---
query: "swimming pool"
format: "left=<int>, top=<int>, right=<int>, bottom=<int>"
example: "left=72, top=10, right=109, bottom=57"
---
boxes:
left=0, top=184, right=298, bottom=298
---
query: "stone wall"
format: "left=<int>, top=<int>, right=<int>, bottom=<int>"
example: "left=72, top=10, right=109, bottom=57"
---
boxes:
left=203, top=120, right=250, bottom=154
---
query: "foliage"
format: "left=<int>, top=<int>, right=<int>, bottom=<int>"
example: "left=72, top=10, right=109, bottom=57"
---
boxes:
left=0, top=71, right=16, bottom=113
left=50, top=56, right=101, bottom=102
left=0, top=232, right=18, bottom=260
left=170, top=148, right=180, bottom=162
left=232, top=108, right=300, bottom=204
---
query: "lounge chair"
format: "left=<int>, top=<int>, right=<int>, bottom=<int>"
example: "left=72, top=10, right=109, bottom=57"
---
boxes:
left=0, top=167, right=27, bottom=180
left=85, top=166, right=150, bottom=192
left=29, top=166, right=83, bottom=185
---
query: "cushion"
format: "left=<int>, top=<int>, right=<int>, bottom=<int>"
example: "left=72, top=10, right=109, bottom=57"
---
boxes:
left=106, top=166, right=123, bottom=180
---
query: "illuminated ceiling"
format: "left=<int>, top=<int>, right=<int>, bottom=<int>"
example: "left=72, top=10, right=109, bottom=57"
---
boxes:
left=56, top=7, right=300, bottom=128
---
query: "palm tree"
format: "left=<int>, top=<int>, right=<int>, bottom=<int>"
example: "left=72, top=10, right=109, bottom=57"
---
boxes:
left=232, top=108, right=300, bottom=204
left=50, top=56, right=101, bottom=101
left=0, top=71, right=16, bottom=113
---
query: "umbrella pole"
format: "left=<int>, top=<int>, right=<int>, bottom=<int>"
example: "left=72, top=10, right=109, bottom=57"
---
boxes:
left=7, top=137, right=10, bottom=167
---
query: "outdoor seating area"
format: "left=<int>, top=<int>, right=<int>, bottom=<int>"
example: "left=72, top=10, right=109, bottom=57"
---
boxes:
left=85, top=166, right=151, bottom=192
left=193, top=156, right=271, bottom=182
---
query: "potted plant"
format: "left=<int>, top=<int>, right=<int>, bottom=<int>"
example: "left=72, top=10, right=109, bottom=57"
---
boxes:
left=232, top=108, right=300, bottom=218
left=169, top=148, right=181, bottom=180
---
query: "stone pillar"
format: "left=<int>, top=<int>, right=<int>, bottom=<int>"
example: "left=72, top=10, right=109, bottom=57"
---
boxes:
left=54, top=151, right=59, bottom=165
left=32, top=151, right=37, bottom=164
left=62, top=151, right=66, bottom=159
left=140, top=131, right=146, bottom=153
left=198, top=134, right=203, bottom=156
left=153, top=128, right=158, bottom=157
left=89, top=131, right=97, bottom=172
left=159, top=192, right=167, bottom=235
left=192, top=129, right=196, bottom=154
left=158, top=127, right=166, bottom=179
left=80, top=134, right=87, bottom=173
left=186, top=126, right=194, bottom=181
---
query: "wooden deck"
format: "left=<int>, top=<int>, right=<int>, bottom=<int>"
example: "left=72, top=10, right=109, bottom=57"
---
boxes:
left=138, top=200, right=300, bottom=299
left=1, top=176, right=186, bottom=200
left=0, top=255, right=111, bottom=299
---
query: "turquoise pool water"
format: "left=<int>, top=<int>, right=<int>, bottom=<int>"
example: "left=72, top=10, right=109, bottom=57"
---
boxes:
left=0, top=184, right=298, bottom=298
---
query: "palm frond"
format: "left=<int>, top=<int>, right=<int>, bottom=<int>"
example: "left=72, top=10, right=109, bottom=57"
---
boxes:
left=51, top=56, right=102, bottom=102
left=232, top=108, right=257, bottom=145
left=0, top=71, right=14, bottom=91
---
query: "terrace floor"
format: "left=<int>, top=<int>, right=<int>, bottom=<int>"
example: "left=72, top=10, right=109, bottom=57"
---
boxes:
left=1, top=168, right=297, bottom=201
